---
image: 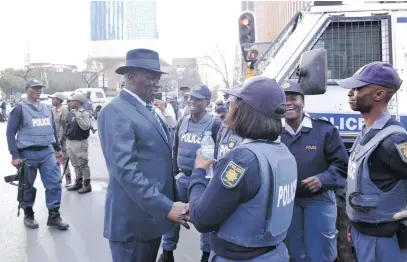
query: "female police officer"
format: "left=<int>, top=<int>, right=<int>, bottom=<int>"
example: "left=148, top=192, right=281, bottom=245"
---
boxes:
left=187, top=76, right=298, bottom=261
left=281, top=80, right=349, bottom=261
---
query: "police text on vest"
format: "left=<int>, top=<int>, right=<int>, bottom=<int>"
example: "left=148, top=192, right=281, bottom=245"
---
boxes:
left=32, top=118, right=51, bottom=127
left=181, top=133, right=202, bottom=144
left=277, top=180, right=297, bottom=208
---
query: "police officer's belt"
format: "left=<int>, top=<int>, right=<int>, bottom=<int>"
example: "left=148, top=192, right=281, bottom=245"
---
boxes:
left=20, top=145, right=49, bottom=151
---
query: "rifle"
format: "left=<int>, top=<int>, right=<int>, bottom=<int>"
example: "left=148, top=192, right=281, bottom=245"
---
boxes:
left=4, top=160, right=30, bottom=217
left=60, top=157, right=70, bottom=182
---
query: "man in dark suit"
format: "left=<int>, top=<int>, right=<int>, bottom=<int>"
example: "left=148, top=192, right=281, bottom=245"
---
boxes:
left=98, top=49, right=190, bottom=262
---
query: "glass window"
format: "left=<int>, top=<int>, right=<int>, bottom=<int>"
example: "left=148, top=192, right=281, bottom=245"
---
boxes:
left=289, top=19, right=388, bottom=81
left=95, top=92, right=104, bottom=98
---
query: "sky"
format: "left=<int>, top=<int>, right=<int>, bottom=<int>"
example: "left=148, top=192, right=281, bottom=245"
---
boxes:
left=0, top=0, right=241, bottom=69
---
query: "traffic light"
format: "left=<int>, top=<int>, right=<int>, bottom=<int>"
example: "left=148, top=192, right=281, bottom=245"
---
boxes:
left=239, top=11, right=256, bottom=47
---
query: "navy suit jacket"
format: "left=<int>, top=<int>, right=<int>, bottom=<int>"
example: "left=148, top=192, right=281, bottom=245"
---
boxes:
left=98, top=91, right=176, bottom=242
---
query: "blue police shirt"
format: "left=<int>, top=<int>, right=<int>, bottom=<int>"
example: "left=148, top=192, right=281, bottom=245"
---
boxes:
left=188, top=146, right=272, bottom=260
left=281, top=117, right=348, bottom=198
left=6, top=103, right=61, bottom=160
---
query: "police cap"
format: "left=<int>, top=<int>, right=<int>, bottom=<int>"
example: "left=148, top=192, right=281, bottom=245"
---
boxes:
left=337, top=61, right=402, bottom=90
left=69, top=93, right=86, bottom=102
left=220, top=76, right=286, bottom=118
left=49, top=92, right=66, bottom=101
left=282, top=80, right=304, bottom=95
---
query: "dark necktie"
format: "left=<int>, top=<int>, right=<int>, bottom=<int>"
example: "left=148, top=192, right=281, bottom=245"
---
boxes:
left=146, top=103, right=168, bottom=143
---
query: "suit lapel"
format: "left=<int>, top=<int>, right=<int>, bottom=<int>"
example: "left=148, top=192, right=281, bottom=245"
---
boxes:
left=120, top=91, right=171, bottom=149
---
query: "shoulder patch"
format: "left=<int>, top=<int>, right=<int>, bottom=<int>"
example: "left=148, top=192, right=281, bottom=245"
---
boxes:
left=220, top=161, right=246, bottom=189
left=228, top=138, right=237, bottom=149
left=395, top=142, right=407, bottom=164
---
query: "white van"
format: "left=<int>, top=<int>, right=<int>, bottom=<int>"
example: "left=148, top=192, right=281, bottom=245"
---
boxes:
left=74, top=88, right=108, bottom=119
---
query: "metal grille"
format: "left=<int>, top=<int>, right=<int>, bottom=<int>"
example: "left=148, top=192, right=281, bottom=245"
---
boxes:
left=289, top=18, right=390, bottom=81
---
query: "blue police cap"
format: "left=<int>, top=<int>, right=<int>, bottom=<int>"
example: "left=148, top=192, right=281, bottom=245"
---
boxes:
left=337, top=62, right=402, bottom=90
left=215, top=106, right=227, bottom=114
left=188, top=84, right=211, bottom=100
left=26, top=79, right=44, bottom=89
left=220, top=76, right=286, bottom=118
left=282, top=80, right=304, bottom=95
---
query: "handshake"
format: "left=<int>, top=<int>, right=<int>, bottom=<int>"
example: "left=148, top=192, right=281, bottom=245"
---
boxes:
left=167, top=202, right=191, bottom=229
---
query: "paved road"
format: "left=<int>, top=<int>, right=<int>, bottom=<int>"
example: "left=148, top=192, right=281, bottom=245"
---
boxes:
left=0, top=120, right=201, bottom=262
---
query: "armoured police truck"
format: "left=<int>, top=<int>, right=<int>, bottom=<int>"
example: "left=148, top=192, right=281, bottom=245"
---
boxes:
left=247, top=1, right=407, bottom=261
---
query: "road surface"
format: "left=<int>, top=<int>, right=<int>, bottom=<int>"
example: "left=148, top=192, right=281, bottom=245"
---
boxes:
left=0, top=120, right=201, bottom=262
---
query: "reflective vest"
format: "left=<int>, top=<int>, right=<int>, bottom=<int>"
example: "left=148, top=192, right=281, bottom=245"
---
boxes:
left=16, top=101, right=55, bottom=149
left=177, top=114, right=215, bottom=173
left=217, top=140, right=297, bottom=247
left=64, top=110, right=90, bottom=140
left=347, top=125, right=407, bottom=223
left=217, top=126, right=243, bottom=159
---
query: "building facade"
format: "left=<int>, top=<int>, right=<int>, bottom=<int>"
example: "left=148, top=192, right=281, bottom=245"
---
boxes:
left=241, top=1, right=310, bottom=42
left=90, top=1, right=158, bottom=41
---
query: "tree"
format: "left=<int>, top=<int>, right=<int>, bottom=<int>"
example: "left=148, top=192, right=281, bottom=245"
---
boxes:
left=80, top=59, right=106, bottom=88
left=198, top=43, right=232, bottom=90
left=16, top=66, right=34, bottom=81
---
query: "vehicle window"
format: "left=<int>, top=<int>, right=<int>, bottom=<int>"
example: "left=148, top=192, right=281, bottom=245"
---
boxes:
left=289, top=18, right=389, bottom=81
left=95, top=92, right=104, bottom=98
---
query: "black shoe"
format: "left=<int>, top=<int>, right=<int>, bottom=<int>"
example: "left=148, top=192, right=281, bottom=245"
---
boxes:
left=47, top=211, right=69, bottom=230
left=23, top=207, right=39, bottom=229
left=67, top=178, right=83, bottom=191
left=24, top=215, right=39, bottom=229
left=201, top=251, right=210, bottom=262
left=157, top=250, right=174, bottom=262
left=78, top=179, right=92, bottom=194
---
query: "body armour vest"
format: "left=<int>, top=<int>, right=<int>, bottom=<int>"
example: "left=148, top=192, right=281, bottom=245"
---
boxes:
left=177, top=115, right=215, bottom=173
left=217, top=140, right=298, bottom=247
left=64, top=111, right=90, bottom=140
left=16, top=101, right=55, bottom=149
left=217, top=126, right=243, bottom=159
left=347, top=125, right=407, bottom=223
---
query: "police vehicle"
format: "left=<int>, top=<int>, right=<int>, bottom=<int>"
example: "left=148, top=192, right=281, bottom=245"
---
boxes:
left=74, top=88, right=108, bottom=119
left=242, top=1, right=407, bottom=260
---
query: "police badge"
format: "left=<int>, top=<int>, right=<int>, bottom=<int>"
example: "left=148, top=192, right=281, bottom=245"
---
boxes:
left=228, top=138, right=237, bottom=149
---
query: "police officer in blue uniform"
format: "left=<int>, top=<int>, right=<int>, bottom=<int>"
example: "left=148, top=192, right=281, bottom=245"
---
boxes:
left=188, top=76, right=297, bottom=261
left=280, top=80, right=349, bottom=261
left=6, top=79, right=69, bottom=230
left=337, top=62, right=407, bottom=261
left=158, top=84, right=221, bottom=262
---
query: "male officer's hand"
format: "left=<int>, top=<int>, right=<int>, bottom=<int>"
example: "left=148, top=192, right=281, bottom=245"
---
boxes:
left=301, top=176, right=322, bottom=193
left=56, top=151, right=64, bottom=164
left=168, top=202, right=190, bottom=229
left=194, top=150, right=216, bottom=170
left=11, top=159, right=22, bottom=168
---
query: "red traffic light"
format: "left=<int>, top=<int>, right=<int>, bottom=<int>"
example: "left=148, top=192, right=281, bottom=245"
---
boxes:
left=248, top=50, right=258, bottom=60
left=238, top=11, right=256, bottom=45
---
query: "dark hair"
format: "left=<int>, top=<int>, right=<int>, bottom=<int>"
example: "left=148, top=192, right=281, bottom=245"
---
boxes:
left=226, top=98, right=282, bottom=141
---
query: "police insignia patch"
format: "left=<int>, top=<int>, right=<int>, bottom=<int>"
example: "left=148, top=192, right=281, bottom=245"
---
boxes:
left=228, top=138, right=237, bottom=149
left=395, top=142, right=407, bottom=164
left=194, top=85, right=201, bottom=91
left=283, top=82, right=291, bottom=89
left=221, top=161, right=246, bottom=188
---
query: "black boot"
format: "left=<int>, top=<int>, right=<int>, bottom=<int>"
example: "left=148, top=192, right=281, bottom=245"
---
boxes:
left=157, top=250, right=174, bottom=262
left=23, top=207, right=39, bottom=229
left=201, top=251, right=210, bottom=262
left=78, top=179, right=92, bottom=194
left=67, top=178, right=83, bottom=191
left=47, top=208, right=69, bottom=230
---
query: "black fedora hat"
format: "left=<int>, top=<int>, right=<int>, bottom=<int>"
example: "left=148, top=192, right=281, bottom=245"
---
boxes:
left=116, top=48, right=168, bottom=75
